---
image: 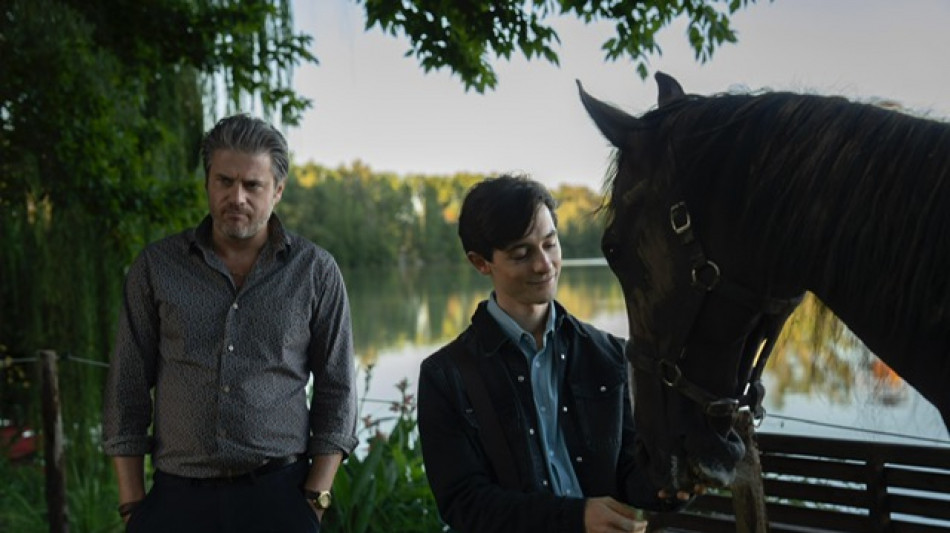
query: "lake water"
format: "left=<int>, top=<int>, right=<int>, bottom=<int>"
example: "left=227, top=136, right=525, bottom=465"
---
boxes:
left=342, top=263, right=950, bottom=448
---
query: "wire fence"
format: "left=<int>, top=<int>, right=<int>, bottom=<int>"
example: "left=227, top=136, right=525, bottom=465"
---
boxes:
left=2, top=351, right=948, bottom=446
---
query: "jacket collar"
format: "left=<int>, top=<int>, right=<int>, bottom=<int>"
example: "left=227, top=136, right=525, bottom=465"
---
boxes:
left=470, top=299, right=588, bottom=356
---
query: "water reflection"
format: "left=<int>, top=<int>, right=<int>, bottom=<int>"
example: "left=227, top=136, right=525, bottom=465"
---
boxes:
left=342, top=263, right=626, bottom=366
left=343, top=264, right=949, bottom=446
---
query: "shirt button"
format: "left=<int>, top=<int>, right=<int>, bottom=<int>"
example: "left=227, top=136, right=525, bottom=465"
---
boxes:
left=232, top=302, right=239, bottom=310
left=560, top=353, right=566, bottom=360
left=575, top=456, right=584, bottom=463
left=228, top=345, right=234, bottom=352
left=517, top=375, right=525, bottom=382
left=599, top=385, right=607, bottom=392
left=542, top=480, right=549, bottom=486
left=222, top=385, right=230, bottom=393
left=562, top=406, right=568, bottom=413
left=529, top=428, right=535, bottom=435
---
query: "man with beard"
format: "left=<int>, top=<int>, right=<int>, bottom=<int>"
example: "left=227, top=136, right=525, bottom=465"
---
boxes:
left=417, top=175, right=698, bottom=533
left=103, top=114, right=357, bottom=532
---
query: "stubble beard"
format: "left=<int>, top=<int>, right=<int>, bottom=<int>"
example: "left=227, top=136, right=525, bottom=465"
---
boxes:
left=219, top=207, right=269, bottom=241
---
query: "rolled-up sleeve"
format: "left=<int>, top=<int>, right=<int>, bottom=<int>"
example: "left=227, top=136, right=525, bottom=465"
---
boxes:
left=306, top=255, right=358, bottom=456
left=102, top=251, right=158, bottom=456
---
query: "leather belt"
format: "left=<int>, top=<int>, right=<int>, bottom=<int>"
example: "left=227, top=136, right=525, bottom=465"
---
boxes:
left=161, top=455, right=306, bottom=487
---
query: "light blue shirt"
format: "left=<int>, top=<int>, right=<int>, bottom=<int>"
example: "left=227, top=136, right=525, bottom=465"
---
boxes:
left=486, top=295, right=583, bottom=497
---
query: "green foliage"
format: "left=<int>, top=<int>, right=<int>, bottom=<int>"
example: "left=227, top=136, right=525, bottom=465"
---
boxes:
left=282, top=161, right=607, bottom=268
left=359, top=0, right=764, bottom=91
left=0, top=0, right=314, bottom=414
left=0, top=2, right=316, bottom=530
left=323, top=376, right=446, bottom=533
left=0, top=454, right=45, bottom=532
left=0, top=429, right=122, bottom=533
left=553, top=184, right=607, bottom=259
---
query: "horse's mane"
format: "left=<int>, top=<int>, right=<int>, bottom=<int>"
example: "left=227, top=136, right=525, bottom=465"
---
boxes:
left=613, top=90, right=950, bottom=337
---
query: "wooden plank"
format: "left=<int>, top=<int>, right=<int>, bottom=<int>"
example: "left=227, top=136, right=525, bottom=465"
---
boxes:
left=891, top=519, right=950, bottom=533
left=646, top=511, right=737, bottom=533
left=757, top=433, right=950, bottom=470
left=889, top=493, right=950, bottom=521
left=758, top=433, right=871, bottom=461
left=871, top=445, right=950, bottom=470
left=762, top=477, right=871, bottom=509
left=767, top=524, right=851, bottom=533
left=765, top=502, right=869, bottom=532
left=761, top=454, right=868, bottom=484
left=885, top=466, right=950, bottom=493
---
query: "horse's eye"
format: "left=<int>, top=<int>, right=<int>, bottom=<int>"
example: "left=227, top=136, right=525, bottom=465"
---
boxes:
left=602, top=243, right=622, bottom=263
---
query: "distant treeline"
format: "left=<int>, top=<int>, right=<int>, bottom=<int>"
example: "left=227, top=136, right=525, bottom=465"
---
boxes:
left=282, top=161, right=607, bottom=268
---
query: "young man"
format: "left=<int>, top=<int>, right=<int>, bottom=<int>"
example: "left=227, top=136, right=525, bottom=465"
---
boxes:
left=418, top=175, right=695, bottom=533
left=102, top=114, right=357, bottom=532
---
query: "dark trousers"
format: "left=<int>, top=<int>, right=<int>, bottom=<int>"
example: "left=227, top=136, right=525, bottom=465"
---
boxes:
left=127, top=460, right=319, bottom=533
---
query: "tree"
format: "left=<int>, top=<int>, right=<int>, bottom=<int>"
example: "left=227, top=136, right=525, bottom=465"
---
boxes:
left=359, top=0, right=764, bottom=92
left=0, top=0, right=314, bottom=356
left=0, top=5, right=318, bottom=518
left=554, top=184, right=606, bottom=258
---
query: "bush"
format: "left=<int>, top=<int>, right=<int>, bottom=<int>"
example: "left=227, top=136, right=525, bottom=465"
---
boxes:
left=323, top=377, right=447, bottom=532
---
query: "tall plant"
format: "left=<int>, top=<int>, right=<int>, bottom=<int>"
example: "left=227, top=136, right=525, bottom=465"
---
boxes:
left=323, top=376, right=446, bottom=533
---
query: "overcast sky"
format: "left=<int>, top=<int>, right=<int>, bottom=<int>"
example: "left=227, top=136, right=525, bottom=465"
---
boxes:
left=287, top=0, right=950, bottom=190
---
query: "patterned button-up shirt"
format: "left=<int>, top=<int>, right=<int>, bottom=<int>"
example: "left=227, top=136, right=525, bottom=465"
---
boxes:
left=102, top=215, right=358, bottom=478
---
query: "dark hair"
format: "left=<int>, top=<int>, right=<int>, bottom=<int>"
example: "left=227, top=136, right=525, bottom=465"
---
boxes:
left=458, top=174, right=558, bottom=260
left=200, top=113, right=289, bottom=185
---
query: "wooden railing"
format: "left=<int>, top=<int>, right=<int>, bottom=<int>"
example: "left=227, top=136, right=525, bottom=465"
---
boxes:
left=647, top=432, right=950, bottom=533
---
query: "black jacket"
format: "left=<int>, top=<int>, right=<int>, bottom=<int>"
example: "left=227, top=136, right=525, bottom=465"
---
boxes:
left=418, top=301, right=676, bottom=533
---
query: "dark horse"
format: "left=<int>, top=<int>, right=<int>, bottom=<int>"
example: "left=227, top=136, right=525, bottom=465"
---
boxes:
left=578, top=73, right=950, bottom=492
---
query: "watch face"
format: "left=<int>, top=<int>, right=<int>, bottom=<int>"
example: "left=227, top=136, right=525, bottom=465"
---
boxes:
left=305, top=489, right=332, bottom=510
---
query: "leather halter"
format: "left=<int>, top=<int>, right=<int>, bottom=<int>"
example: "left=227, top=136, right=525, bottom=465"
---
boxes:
left=625, top=201, right=803, bottom=421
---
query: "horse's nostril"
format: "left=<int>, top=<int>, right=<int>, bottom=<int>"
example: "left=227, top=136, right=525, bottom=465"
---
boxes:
left=725, top=431, right=746, bottom=461
left=706, top=413, right=735, bottom=436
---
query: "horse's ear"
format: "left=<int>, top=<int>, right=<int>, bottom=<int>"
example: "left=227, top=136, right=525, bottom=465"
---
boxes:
left=577, top=80, right=641, bottom=148
left=655, top=72, right=685, bottom=108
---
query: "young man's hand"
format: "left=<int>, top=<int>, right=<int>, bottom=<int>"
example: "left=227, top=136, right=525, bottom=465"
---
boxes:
left=584, top=497, right=647, bottom=533
left=658, top=484, right=706, bottom=502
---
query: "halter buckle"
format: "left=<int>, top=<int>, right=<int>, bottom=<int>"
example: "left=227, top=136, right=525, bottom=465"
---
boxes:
left=691, top=260, right=721, bottom=291
left=670, top=202, right=691, bottom=234
left=658, top=359, right=682, bottom=388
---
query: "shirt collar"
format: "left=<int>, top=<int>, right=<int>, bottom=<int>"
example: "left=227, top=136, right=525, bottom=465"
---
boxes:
left=486, top=292, right=556, bottom=352
left=190, top=213, right=291, bottom=259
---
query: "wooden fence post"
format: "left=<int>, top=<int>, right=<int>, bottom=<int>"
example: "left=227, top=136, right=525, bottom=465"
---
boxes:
left=39, top=350, right=68, bottom=533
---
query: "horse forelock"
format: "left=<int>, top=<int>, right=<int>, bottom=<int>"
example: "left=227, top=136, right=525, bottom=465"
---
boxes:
left=605, top=89, right=950, bottom=345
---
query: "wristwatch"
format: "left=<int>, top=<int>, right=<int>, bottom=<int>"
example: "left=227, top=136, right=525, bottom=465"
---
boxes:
left=303, top=489, right=332, bottom=510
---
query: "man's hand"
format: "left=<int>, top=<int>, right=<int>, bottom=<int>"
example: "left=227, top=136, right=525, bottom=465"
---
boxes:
left=584, top=496, right=647, bottom=533
left=305, top=501, right=326, bottom=522
left=112, top=456, right=147, bottom=524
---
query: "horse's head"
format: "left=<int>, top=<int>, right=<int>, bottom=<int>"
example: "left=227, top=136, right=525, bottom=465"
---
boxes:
left=578, top=73, right=803, bottom=491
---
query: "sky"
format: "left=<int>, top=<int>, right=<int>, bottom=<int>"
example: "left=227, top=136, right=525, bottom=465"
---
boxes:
left=287, top=0, right=950, bottom=190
